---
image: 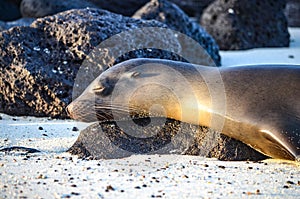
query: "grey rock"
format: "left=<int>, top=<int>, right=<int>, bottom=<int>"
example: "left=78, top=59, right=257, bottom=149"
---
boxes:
left=68, top=118, right=268, bottom=161
left=201, top=0, right=290, bottom=50
left=0, top=8, right=197, bottom=118
left=133, top=0, right=221, bottom=66
left=285, top=0, right=300, bottom=27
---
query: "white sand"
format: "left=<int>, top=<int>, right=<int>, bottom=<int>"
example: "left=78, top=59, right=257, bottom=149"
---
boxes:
left=1, top=28, right=300, bottom=198
left=221, top=27, right=300, bottom=66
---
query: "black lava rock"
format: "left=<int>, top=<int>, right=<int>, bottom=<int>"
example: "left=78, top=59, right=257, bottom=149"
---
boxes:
left=201, top=0, right=290, bottom=50
left=68, top=118, right=268, bottom=161
left=133, top=0, right=221, bottom=66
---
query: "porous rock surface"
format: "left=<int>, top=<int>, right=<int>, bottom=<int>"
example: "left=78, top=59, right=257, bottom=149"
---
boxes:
left=0, top=8, right=188, bottom=118
left=201, top=0, right=290, bottom=50
left=68, top=118, right=268, bottom=161
left=133, top=0, right=221, bottom=66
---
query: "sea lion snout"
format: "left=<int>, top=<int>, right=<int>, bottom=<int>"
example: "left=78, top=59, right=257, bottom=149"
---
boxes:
left=66, top=102, right=79, bottom=121
left=66, top=103, right=74, bottom=118
left=66, top=98, right=99, bottom=122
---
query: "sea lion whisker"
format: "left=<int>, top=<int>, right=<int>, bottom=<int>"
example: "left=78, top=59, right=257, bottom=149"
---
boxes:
left=96, top=113, right=112, bottom=120
left=95, top=105, right=140, bottom=113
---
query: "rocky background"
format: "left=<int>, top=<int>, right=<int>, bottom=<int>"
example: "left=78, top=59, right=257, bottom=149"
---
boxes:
left=0, top=0, right=298, bottom=160
left=0, top=0, right=296, bottom=118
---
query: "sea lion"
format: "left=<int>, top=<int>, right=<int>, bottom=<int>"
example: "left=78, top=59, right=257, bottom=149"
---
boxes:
left=67, top=58, right=300, bottom=160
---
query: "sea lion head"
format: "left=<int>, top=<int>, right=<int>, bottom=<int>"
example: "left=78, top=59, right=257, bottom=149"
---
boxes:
left=67, top=58, right=200, bottom=123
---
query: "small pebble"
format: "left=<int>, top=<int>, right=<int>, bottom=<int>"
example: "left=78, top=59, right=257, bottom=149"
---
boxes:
left=286, top=181, right=294, bottom=185
left=37, top=174, right=47, bottom=179
left=38, top=127, right=43, bottom=130
left=72, top=127, right=79, bottom=131
left=105, top=185, right=115, bottom=192
left=71, top=192, right=80, bottom=196
left=61, top=194, right=71, bottom=198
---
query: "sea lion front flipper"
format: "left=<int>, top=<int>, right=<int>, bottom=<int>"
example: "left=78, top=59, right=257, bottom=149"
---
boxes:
left=258, top=113, right=300, bottom=160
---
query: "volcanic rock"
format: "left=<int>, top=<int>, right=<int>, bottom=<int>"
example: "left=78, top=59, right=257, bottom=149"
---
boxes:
left=133, top=0, right=221, bottom=66
left=201, top=0, right=290, bottom=50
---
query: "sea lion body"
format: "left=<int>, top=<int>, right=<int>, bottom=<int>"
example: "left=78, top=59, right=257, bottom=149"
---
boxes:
left=67, top=58, right=300, bottom=160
